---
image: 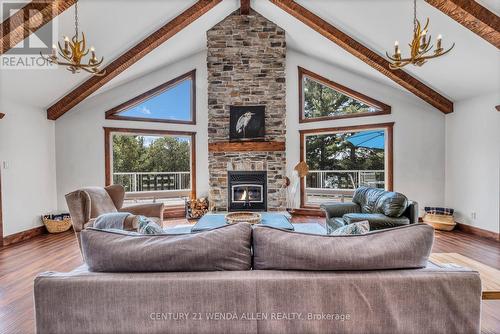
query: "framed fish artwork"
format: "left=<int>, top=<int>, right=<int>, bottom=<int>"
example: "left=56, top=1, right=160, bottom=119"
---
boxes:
left=229, top=105, right=265, bottom=141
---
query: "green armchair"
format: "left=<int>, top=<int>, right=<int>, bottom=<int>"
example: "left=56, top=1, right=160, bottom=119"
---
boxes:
left=320, top=186, right=418, bottom=234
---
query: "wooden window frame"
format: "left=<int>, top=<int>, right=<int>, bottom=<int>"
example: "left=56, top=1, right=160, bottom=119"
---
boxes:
left=298, top=67, right=391, bottom=123
left=105, top=70, right=196, bottom=125
left=104, top=127, right=197, bottom=199
left=299, top=122, right=394, bottom=209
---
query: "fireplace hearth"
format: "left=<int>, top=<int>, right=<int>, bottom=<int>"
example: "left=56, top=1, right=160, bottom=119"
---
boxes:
left=228, top=171, right=267, bottom=211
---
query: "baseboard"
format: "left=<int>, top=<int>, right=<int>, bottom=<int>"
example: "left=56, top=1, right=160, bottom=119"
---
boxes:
left=3, top=225, right=47, bottom=246
left=456, top=223, right=499, bottom=242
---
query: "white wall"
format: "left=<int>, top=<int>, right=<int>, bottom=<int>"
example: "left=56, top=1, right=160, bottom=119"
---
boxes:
left=55, top=51, right=209, bottom=210
left=285, top=50, right=447, bottom=213
left=0, top=98, right=58, bottom=236
left=445, top=93, right=500, bottom=233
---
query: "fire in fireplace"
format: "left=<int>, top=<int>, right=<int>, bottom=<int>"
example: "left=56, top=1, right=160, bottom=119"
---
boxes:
left=228, top=171, right=267, bottom=211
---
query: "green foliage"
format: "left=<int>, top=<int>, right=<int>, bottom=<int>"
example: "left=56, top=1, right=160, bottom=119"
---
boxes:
left=306, top=133, right=384, bottom=171
left=303, top=77, right=374, bottom=118
left=112, top=135, right=190, bottom=173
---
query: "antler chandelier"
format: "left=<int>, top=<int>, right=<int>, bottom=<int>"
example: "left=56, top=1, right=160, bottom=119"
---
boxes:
left=42, top=0, right=105, bottom=76
left=386, top=0, right=454, bottom=70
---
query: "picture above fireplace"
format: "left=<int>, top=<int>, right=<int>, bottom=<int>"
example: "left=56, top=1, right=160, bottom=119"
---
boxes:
left=229, top=105, right=265, bottom=141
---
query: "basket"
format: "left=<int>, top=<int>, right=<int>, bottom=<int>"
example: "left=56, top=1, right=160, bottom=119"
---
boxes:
left=423, top=213, right=456, bottom=231
left=43, top=218, right=72, bottom=233
left=225, top=212, right=261, bottom=225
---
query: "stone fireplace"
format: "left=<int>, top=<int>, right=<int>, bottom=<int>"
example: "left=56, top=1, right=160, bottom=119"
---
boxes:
left=207, top=10, right=286, bottom=211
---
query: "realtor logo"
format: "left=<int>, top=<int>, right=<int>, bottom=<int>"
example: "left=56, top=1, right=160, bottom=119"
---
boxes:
left=1, top=1, right=57, bottom=69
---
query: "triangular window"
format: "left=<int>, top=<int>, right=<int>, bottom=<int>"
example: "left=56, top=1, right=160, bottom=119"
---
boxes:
left=106, top=70, right=195, bottom=124
left=299, top=67, right=390, bottom=122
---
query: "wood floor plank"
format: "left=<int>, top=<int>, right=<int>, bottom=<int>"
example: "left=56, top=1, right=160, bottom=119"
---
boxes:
left=0, top=221, right=498, bottom=333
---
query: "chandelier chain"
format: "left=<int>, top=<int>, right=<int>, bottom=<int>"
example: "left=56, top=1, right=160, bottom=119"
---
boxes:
left=74, top=0, right=79, bottom=38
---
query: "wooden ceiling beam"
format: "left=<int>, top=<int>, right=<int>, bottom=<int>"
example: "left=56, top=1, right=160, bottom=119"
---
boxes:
left=1, top=0, right=76, bottom=55
left=240, top=0, right=250, bottom=15
left=270, top=0, right=453, bottom=114
left=0, top=113, right=5, bottom=119
left=425, top=0, right=500, bottom=49
left=47, top=0, right=222, bottom=120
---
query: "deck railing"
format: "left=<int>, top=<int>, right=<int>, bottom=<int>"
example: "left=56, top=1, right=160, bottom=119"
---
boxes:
left=113, top=172, right=191, bottom=195
left=306, top=170, right=385, bottom=192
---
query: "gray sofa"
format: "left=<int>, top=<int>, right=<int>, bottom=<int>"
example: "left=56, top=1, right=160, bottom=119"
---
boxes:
left=34, top=223, right=481, bottom=334
left=320, top=186, right=418, bottom=234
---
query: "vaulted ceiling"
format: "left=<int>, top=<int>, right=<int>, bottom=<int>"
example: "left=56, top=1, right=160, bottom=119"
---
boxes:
left=1, top=0, right=498, bottom=118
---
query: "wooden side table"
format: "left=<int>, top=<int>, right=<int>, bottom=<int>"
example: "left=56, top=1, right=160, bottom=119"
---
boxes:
left=430, top=253, right=500, bottom=300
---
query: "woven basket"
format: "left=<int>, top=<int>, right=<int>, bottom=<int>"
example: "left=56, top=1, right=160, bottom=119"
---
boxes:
left=423, top=213, right=456, bottom=231
left=43, top=218, right=72, bottom=233
left=225, top=212, right=261, bottom=225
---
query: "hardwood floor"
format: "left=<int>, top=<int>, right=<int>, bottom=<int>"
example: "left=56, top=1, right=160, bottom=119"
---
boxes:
left=0, top=219, right=499, bottom=334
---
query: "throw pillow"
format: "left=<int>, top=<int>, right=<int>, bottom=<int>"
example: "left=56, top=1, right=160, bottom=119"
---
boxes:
left=330, top=220, right=370, bottom=235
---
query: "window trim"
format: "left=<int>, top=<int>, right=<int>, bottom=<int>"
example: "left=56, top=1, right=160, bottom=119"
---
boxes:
left=298, top=67, right=391, bottom=123
left=104, top=127, right=197, bottom=200
left=105, top=70, right=196, bottom=125
left=299, top=122, right=394, bottom=209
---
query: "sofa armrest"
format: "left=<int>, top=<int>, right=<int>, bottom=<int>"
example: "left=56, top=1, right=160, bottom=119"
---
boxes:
left=404, top=200, right=419, bottom=224
left=320, top=202, right=361, bottom=219
left=120, top=202, right=164, bottom=218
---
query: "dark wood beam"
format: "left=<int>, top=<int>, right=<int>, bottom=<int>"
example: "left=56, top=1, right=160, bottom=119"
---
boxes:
left=496, top=105, right=500, bottom=112
left=0, top=113, right=4, bottom=119
left=269, top=0, right=454, bottom=114
left=425, top=0, right=500, bottom=48
left=1, top=0, right=76, bottom=55
left=208, top=141, right=285, bottom=152
left=47, top=0, right=222, bottom=120
left=240, top=0, right=250, bottom=15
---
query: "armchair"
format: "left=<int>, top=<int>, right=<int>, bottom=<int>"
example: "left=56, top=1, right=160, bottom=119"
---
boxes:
left=65, top=185, right=164, bottom=249
left=320, top=186, right=418, bottom=234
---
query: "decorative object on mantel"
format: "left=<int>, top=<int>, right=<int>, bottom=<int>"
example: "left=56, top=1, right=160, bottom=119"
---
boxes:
left=185, top=197, right=209, bottom=219
left=41, top=0, right=105, bottom=76
left=42, top=213, right=72, bottom=233
left=225, top=212, right=262, bottom=225
left=283, top=161, right=310, bottom=211
left=386, top=0, right=454, bottom=70
left=423, top=206, right=456, bottom=231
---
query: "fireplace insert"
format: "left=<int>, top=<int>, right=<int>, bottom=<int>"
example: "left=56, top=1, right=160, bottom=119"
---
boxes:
left=227, top=171, right=267, bottom=211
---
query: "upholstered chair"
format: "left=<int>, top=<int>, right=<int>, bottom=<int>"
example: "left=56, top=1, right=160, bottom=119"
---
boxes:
left=65, top=184, right=164, bottom=249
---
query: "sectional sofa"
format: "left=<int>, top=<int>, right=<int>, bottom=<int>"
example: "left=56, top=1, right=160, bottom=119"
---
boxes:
left=34, top=223, right=481, bottom=334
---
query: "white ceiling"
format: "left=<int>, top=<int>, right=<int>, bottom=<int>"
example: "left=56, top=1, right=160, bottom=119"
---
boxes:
left=1, top=0, right=498, bottom=114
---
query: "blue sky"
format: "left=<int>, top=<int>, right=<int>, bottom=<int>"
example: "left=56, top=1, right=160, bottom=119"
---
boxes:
left=119, top=79, right=192, bottom=120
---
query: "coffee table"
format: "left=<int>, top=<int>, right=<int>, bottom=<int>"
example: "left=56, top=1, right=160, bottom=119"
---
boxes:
left=191, top=212, right=294, bottom=232
left=429, top=253, right=500, bottom=300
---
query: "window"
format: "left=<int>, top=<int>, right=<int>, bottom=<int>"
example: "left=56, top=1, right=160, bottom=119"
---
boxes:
left=105, top=70, right=196, bottom=124
left=104, top=128, right=196, bottom=205
left=300, top=123, right=393, bottom=207
left=299, top=67, right=390, bottom=123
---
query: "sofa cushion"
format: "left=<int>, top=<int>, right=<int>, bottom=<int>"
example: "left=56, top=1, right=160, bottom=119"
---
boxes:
left=81, top=222, right=252, bottom=272
left=352, top=186, right=386, bottom=213
left=252, top=224, right=434, bottom=270
left=375, top=191, right=408, bottom=217
left=343, top=213, right=410, bottom=230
